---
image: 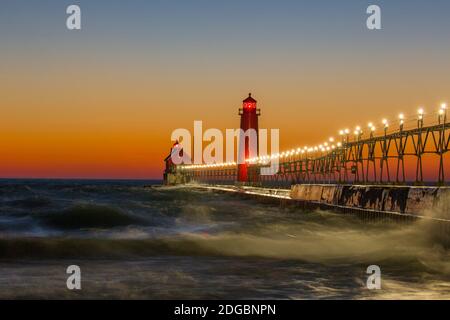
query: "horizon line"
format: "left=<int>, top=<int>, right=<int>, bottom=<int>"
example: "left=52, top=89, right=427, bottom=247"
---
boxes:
left=0, top=177, right=163, bottom=181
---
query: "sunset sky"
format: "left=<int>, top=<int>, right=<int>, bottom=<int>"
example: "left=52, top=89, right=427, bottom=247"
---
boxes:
left=1, top=0, right=450, bottom=179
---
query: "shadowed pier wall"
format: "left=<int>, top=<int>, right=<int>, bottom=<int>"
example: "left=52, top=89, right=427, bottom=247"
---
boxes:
left=290, top=184, right=450, bottom=217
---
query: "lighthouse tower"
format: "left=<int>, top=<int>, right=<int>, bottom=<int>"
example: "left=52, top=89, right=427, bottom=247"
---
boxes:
left=238, top=93, right=260, bottom=182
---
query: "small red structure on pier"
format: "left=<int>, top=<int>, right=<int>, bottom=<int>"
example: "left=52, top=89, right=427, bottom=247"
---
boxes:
left=163, top=141, right=183, bottom=184
left=238, top=93, right=260, bottom=182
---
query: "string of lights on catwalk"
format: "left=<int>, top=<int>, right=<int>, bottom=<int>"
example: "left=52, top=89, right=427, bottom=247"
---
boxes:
left=178, top=103, right=448, bottom=169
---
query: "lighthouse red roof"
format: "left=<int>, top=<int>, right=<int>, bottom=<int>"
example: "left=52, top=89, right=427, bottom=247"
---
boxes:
left=243, top=93, right=257, bottom=103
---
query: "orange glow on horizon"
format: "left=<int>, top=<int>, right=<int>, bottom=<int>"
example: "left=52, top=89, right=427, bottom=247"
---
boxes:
left=1, top=39, right=449, bottom=179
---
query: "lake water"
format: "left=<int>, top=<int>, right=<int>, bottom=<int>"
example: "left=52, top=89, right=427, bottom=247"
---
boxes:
left=0, top=179, right=449, bottom=299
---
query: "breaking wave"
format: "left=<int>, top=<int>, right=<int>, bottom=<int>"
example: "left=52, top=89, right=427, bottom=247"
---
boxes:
left=0, top=216, right=449, bottom=278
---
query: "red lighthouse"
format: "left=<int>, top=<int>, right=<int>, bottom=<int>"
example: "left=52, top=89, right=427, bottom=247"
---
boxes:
left=238, top=93, right=260, bottom=182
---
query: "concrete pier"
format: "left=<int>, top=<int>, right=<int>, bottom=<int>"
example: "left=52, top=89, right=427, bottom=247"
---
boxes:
left=180, top=183, right=450, bottom=223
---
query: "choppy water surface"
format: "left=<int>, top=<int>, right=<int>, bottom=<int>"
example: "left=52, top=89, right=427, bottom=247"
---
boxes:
left=0, top=179, right=449, bottom=299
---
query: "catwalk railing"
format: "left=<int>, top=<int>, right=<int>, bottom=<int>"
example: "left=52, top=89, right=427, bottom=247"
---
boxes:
left=178, top=111, right=449, bottom=188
